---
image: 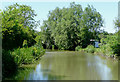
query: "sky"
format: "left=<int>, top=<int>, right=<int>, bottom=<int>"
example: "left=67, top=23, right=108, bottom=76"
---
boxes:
left=1, top=0, right=119, bottom=33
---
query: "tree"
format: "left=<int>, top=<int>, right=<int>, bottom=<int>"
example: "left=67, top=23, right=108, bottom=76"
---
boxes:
left=41, top=20, right=55, bottom=49
left=2, top=3, right=38, bottom=50
left=41, top=2, right=103, bottom=50
left=82, top=5, right=103, bottom=41
left=114, top=18, right=120, bottom=28
left=114, top=18, right=120, bottom=55
left=114, top=17, right=120, bottom=43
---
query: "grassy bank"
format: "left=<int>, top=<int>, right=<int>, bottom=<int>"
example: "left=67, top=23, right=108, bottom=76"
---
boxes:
left=2, top=45, right=45, bottom=79
left=76, top=44, right=120, bottom=59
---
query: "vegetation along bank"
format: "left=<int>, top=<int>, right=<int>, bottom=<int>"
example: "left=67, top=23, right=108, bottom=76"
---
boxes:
left=1, top=3, right=45, bottom=79
left=40, top=2, right=120, bottom=58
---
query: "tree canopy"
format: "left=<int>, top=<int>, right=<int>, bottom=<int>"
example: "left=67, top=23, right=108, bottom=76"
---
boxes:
left=2, top=3, right=38, bottom=50
left=41, top=2, right=103, bottom=50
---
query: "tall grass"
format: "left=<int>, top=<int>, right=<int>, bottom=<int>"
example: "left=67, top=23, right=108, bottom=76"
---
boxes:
left=75, top=46, right=82, bottom=51
left=12, top=45, right=45, bottom=65
left=85, top=45, right=95, bottom=53
left=2, top=45, right=45, bottom=79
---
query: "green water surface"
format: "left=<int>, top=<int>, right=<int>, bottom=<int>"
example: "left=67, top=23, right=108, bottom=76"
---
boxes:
left=9, top=50, right=118, bottom=80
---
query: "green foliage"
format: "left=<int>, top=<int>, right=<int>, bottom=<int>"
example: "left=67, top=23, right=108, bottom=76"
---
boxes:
left=84, top=30, right=120, bottom=57
left=2, top=3, right=38, bottom=50
left=114, top=18, right=120, bottom=29
left=22, top=40, right=28, bottom=48
left=2, top=45, right=45, bottom=79
left=2, top=3, right=45, bottom=79
left=0, top=9, right=2, bottom=39
left=98, top=32, right=120, bottom=56
left=99, top=44, right=113, bottom=56
left=52, top=45, right=54, bottom=50
left=12, top=45, right=45, bottom=65
left=2, top=6, right=45, bottom=74
left=85, top=45, right=95, bottom=53
left=114, top=17, right=120, bottom=56
left=2, top=49, right=18, bottom=79
left=75, top=46, right=82, bottom=51
left=41, top=25, right=54, bottom=49
left=35, top=32, right=42, bottom=46
left=41, top=2, right=103, bottom=50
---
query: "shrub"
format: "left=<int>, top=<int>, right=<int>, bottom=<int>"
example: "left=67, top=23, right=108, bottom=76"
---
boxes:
left=75, top=46, right=82, bottom=51
left=85, top=45, right=95, bottom=53
left=2, top=45, right=45, bottom=79
left=12, top=45, right=45, bottom=65
left=111, top=43, right=120, bottom=56
left=98, top=32, right=120, bottom=57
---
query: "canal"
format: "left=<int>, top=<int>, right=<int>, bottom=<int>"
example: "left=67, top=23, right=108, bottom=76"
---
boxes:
left=10, top=50, right=118, bottom=80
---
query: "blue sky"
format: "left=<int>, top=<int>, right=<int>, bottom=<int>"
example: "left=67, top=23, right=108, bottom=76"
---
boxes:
left=2, top=1, right=118, bottom=33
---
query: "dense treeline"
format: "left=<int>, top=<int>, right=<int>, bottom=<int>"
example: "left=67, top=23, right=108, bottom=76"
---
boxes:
left=40, top=2, right=120, bottom=57
left=82, top=31, right=120, bottom=57
left=76, top=17, right=120, bottom=57
left=98, top=31, right=120, bottom=56
left=41, top=2, right=103, bottom=50
left=1, top=3, right=45, bottom=79
left=2, top=3, right=37, bottom=50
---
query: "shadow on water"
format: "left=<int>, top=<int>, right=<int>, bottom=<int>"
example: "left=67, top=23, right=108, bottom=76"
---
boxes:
left=2, top=50, right=18, bottom=80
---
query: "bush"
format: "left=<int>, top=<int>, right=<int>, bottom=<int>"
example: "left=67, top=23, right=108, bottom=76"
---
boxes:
left=85, top=45, right=95, bottom=53
left=98, top=32, right=120, bottom=57
left=12, top=45, right=45, bottom=65
left=111, top=43, right=120, bottom=56
left=2, top=45, right=45, bottom=79
left=75, top=46, right=82, bottom=51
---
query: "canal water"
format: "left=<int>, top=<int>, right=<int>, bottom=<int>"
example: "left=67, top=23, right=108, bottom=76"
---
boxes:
left=11, top=50, right=118, bottom=80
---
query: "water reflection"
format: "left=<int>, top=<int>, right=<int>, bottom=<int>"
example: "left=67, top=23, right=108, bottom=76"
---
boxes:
left=26, top=51, right=118, bottom=80
left=9, top=51, right=118, bottom=80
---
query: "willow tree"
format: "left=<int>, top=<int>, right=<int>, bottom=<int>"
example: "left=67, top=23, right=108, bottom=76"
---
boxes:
left=41, top=2, right=103, bottom=50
